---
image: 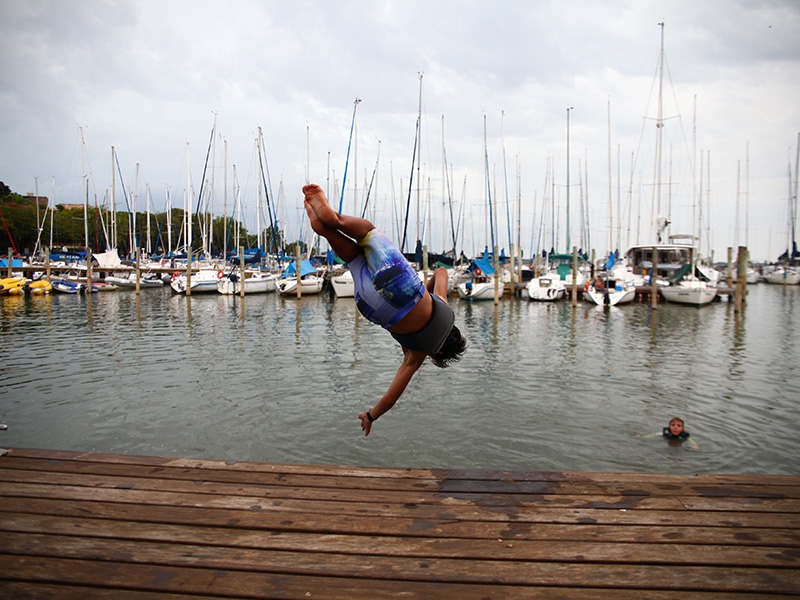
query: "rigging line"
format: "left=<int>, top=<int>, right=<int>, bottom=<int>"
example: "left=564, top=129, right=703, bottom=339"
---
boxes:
left=114, top=153, right=137, bottom=252
left=257, top=134, right=278, bottom=253
left=360, top=148, right=379, bottom=220
left=193, top=124, right=215, bottom=218
left=339, top=98, right=360, bottom=214
left=401, top=117, right=419, bottom=254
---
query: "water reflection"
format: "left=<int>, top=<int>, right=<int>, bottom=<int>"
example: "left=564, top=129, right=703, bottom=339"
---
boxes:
left=1, top=284, right=799, bottom=475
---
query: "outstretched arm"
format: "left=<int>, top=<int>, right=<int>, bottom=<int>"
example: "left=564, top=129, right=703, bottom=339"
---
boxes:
left=358, top=347, right=427, bottom=436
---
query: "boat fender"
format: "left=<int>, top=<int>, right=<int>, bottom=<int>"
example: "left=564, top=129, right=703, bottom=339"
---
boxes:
left=217, top=270, right=225, bottom=279
left=172, top=271, right=180, bottom=280
left=474, top=267, right=482, bottom=276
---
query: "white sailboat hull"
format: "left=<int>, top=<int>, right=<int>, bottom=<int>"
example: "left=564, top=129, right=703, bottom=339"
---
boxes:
left=765, top=268, right=800, bottom=285
left=457, top=280, right=498, bottom=301
left=585, top=287, right=636, bottom=306
left=526, top=277, right=565, bottom=302
left=217, top=272, right=276, bottom=295
left=170, top=269, right=223, bottom=294
left=331, top=270, right=355, bottom=298
left=277, top=276, right=324, bottom=296
left=661, top=280, right=718, bottom=305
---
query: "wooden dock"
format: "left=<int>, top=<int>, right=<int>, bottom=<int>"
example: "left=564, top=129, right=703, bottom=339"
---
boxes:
left=0, top=447, right=798, bottom=598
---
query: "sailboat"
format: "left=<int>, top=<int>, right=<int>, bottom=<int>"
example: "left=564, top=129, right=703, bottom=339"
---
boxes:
left=585, top=253, right=636, bottom=306
left=766, top=134, right=800, bottom=285
left=277, top=259, right=324, bottom=296
left=217, top=268, right=277, bottom=295
left=625, top=23, right=718, bottom=306
left=457, top=254, right=498, bottom=301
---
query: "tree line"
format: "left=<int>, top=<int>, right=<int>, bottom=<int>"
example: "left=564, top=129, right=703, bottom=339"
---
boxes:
left=0, top=181, right=295, bottom=259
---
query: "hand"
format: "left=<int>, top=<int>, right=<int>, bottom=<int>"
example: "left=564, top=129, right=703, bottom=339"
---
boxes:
left=358, top=411, right=373, bottom=436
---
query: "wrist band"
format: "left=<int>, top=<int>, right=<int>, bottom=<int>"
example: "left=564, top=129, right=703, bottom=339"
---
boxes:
left=367, top=410, right=375, bottom=422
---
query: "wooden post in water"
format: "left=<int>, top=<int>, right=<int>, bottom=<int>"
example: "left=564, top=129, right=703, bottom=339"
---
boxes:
left=295, top=245, right=302, bottom=299
left=650, top=247, right=658, bottom=309
left=422, top=245, right=429, bottom=287
left=239, top=246, right=245, bottom=298
left=493, top=245, right=500, bottom=305
left=6, top=248, right=12, bottom=278
left=135, top=247, right=141, bottom=294
left=735, top=246, right=748, bottom=312
left=45, top=246, right=50, bottom=281
left=726, top=247, right=733, bottom=289
left=186, top=248, right=192, bottom=297
left=571, top=246, right=578, bottom=307
left=86, top=246, right=92, bottom=294
left=510, top=243, right=516, bottom=289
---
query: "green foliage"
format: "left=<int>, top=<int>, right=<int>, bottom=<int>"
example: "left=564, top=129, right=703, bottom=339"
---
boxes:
left=0, top=181, right=282, bottom=258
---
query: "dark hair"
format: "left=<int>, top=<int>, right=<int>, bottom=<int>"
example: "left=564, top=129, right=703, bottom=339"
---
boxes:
left=429, top=325, right=466, bottom=368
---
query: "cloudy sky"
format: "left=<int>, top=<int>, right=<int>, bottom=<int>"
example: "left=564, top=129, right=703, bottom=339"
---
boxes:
left=1, top=0, right=799, bottom=262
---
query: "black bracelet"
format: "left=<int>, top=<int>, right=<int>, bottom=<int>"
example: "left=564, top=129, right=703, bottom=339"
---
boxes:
left=367, top=410, right=376, bottom=422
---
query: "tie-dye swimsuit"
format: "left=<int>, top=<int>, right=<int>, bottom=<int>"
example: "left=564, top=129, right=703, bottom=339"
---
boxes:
left=348, top=229, right=425, bottom=328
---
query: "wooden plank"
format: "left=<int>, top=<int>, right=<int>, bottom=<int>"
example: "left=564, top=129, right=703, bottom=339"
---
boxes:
left=3, top=459, right=798, bottom=499
left=4, top=554, right=737, bottom=600
left=7, top=448, right=799, bottom=487
left=2, top=535, right=799, bottom=593
left=4, top=497, right=799, bottom=544
left=1, top=517, right=797, bottom=569
left=1, top=448, right=798, bottom=598
left=0, top=481, right=697, bottom=512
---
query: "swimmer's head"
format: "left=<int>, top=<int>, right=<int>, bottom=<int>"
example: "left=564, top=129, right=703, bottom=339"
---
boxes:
left=429, top=325, right=467, bottom=368
left=668, top=417, right=685, bottom=437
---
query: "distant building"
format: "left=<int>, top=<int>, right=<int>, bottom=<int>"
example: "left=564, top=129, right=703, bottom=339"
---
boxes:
left=25, top=193, right=49, bottom=206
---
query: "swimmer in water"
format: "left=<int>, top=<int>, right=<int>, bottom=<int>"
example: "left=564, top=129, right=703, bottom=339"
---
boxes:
left=303, top=184, right=467, bottom=436
left=637, top=417, right=700, bottom=450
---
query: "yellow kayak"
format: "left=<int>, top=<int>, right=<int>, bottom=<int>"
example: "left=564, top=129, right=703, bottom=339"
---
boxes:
left=0, top=277, right=26, bottom=294
left=29, top=280, right=52, bottom=294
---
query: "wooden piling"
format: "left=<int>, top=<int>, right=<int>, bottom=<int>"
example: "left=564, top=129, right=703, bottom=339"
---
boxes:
left=6, top=248, right=11, bottom=278
left=422, top=244, right=429, bottom=286
left=186, top=248, right=192, bottom=297
left=735, top=246, right=748, bottom=312
left=650, top=247, right=658, bottom=309
left=295, top=245, right=302, bottom=299
left=727, top=247, right=734, bottom=288
left=493, top=244, right=500, bottom=305
left=135, top=248, right=141, bottom=294
left=86, top=246, right=92, bottom=293
left=571, top=246, right=578, bottom=307
left=240, top=246, right=245, bottom=299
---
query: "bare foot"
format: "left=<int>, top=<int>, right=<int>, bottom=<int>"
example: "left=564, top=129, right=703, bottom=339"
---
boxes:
left=303, top=184, right=339, bottom=228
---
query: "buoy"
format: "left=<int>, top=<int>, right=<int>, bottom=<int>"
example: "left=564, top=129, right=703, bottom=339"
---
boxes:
left=474, top=267, right=482, bottom=276
left=217, top=270, right=225, bottom=279
left=172, top=271, right=180, bottom=280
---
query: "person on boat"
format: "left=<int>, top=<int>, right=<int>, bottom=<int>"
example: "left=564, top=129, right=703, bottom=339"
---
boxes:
left=302, top=183, right=467, bottom=436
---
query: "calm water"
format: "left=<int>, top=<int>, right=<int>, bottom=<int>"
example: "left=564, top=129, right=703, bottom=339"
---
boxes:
left=1, top=283, right=798, bottom=475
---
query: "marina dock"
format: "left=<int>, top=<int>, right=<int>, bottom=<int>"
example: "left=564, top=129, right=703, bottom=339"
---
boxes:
left=1, top=447, right=798, bottom=598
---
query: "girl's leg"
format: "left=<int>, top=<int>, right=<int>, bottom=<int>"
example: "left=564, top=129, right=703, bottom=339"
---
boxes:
left=303, top=184, right=374, bottom=241
left=305, top=197, right=362, bottom=263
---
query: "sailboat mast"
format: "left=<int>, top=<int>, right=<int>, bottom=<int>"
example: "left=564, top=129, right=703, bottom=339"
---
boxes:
left=793, top=132, right=799, bottom=256
left=165, top=185, right=172, bottom=255
left=654, top=21, right=665, bottom=242
left=607, top=98, right=613, bottom=254
left=80, top=126, right=89, bottom=255
left=502, top=110, right=512, bottom=253
left=566, top=106, right=572, bottom=252
left=111, top=147, right=117, bottom=250
left=416, top=72, right=423, bottom=246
